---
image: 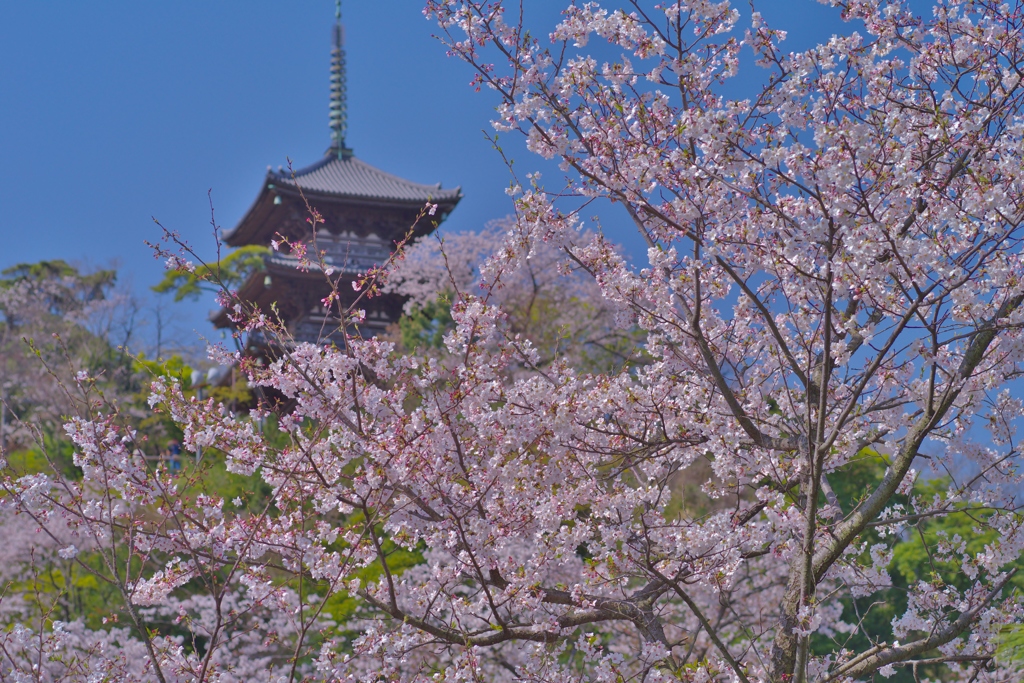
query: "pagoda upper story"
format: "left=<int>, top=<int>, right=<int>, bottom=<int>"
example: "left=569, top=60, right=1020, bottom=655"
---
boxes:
left=212, top=2, right=460, bottom=343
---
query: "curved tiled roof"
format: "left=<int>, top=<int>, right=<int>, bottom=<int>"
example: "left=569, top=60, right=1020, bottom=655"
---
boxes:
left=271, top=153, right=461, bottom=204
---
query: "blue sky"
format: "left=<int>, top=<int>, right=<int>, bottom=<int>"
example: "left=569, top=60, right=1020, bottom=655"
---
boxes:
left=0, top=1, right=853, bottom=345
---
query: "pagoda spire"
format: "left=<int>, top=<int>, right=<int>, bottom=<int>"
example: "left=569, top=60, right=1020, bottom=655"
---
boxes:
left=329, top=0, right=349, bottom=158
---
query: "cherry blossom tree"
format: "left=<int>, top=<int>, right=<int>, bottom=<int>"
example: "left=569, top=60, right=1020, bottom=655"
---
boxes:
left=388, top=218, right=641, bottom=371
left=7, top=1, right=1024, bottom=682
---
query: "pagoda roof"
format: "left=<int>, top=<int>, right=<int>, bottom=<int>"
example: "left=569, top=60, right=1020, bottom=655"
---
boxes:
left=224, top=152, right=462, bottom=247
left=274, top=153, right=462, bottom=204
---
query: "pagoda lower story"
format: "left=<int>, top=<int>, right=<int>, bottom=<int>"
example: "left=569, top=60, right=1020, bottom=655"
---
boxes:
left=212, top=232, right=406, bottom=344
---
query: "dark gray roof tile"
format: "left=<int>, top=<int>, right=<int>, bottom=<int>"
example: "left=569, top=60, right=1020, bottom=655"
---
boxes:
left=272, top=154, right=461, bottom=204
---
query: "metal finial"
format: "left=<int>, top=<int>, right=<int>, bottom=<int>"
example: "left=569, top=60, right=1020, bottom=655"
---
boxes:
left=330, top=0, right=348, bottom=158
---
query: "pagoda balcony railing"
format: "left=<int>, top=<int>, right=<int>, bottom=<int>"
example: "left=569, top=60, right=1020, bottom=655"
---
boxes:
left=269, top=237, right=392, bottom=274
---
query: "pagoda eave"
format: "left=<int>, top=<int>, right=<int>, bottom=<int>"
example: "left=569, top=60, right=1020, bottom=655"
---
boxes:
left=274, top=177, right=461, bottom=208
left=224, top=164, right=462, bottom=247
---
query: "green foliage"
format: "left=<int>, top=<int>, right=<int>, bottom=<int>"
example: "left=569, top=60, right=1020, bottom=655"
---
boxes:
left=398, top=292, right=646, bottom=374
left=12, top=551, right=127, bottom=631
left=805, top=452, right=1024, bottom=681
left=3, top=447, right=52, bottom=475
left=810, top=450, right=909, bottom=679
left=1, top=260, right=133, bottom=440
left=5, top=435, right=79, bottom=479
left=181, top=455, right=275, bottom=516
left=817, top=455, right=966, bottom=680
left=1, top=260, right=115, bottom=307
left=995, top=624, right=1024, bottom=665
left=663, top=458, right=718, bottom=522
left=133, top=354, right=195, bottom=389
left=207, top=379, right=253, bottom=409
left=1, top=260, right=117, bottom=345
left=828, top=448, right=890, bottom=511
left=130, top=354, right=195, bottom=450
left=1, top=260, right=81, bottom=281
left=152, top=245, right=269, bottom=302
left=399, top=297, right=455, bottom=351
left=320, top=511, right=426, bottom=653
left=892, top=509, right=994, bottom=589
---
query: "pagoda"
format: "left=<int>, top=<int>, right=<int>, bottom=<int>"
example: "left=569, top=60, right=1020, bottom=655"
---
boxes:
left=213, top=2, right=461, bottom=343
